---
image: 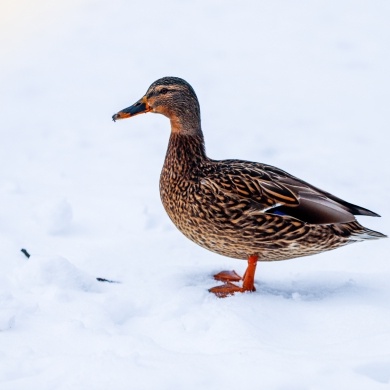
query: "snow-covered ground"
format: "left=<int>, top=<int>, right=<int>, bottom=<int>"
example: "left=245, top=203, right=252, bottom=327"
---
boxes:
left=1, top=1, right=389, bottom=389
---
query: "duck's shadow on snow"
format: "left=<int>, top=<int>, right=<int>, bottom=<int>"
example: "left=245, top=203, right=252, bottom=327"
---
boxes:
left=192, top=271, right=369, bottom=301
left=254, top=278, right=362, bottom=301
left=253, top=274, right=375, bottom=301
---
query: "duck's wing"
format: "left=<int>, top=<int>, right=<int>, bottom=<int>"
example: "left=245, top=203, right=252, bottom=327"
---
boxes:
left=202, top=162, right=300, bottom=210
left=263, top=164, right=380, bottom=222
left=203, top=160, right=379, bottom=225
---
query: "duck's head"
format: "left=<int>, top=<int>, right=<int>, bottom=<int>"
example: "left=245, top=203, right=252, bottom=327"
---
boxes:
left=112, top=77, right=201, bottom=134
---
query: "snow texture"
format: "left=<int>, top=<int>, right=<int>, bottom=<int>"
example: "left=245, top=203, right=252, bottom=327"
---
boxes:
left=0, top=1, right=389, bottom=389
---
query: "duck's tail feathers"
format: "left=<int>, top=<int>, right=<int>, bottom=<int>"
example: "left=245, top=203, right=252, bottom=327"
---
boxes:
left=349, top=227, right=387, bottom=241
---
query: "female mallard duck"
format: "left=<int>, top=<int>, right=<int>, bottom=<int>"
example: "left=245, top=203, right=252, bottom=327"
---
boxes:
left=112, top=77, right=386, bottom=297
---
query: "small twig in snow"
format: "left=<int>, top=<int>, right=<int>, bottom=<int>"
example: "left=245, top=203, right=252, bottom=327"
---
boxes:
left=21, top=248, right=31, bottom=259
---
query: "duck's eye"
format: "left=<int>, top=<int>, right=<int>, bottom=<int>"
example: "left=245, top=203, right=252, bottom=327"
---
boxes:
left=160, top=88, right=168, bottom=94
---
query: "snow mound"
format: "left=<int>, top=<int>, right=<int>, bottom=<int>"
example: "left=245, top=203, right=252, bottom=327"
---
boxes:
left=10, top=254, right=98, bottom=292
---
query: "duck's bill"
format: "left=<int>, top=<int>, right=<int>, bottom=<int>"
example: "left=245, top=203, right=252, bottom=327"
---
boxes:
left=112, top=98, right=151, bottom=122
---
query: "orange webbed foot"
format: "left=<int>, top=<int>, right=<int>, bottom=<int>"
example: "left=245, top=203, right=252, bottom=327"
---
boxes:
left=213, top=270, right=242, bottom=282
left=208, top=282, right=246, bottom=298
left=209, top=255, right=258, bottom=298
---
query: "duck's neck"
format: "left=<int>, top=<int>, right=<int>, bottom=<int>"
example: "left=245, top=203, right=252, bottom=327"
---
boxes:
left=164, top=129, right=207, bottom=175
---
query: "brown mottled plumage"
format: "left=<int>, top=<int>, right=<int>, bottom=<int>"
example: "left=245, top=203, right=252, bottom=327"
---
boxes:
left=112, top=77, right=386, bottom=297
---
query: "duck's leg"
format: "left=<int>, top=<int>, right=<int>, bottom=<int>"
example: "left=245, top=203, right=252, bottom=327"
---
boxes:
left=242, top=255, right=258, bottom=292
left=209, top=255, right=258, bottom=297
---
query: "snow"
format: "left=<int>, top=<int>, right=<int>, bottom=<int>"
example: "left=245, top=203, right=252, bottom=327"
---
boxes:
left=1, top=0, right=389, bottom=389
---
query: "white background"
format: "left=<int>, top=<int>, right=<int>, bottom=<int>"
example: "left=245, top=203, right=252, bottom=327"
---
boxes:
left=1, top=1, right=389, bottom=389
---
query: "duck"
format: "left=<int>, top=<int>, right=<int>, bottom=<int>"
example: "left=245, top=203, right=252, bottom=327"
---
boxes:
left=112, top=77, right=386, bottom=297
